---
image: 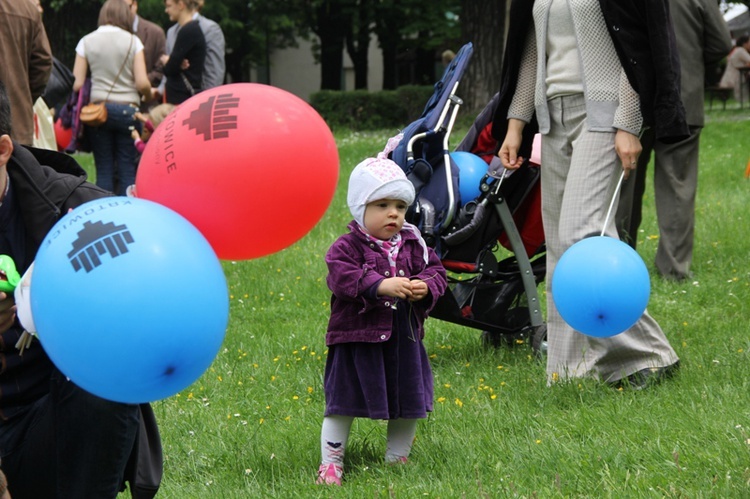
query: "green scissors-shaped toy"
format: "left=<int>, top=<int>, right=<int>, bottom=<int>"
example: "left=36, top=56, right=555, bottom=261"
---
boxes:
left=0, top=255, right=21, bottom=293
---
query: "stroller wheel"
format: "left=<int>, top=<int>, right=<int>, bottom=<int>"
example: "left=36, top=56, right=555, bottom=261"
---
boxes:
left=531, top=324, right=547, bottom=358
left=481, top=329, right=526, bottom=349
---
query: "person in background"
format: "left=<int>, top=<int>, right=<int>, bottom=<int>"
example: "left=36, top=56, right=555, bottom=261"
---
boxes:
left=617, top=0, right=732, bottom=281
left=126, top=0, right=166, bottom=96
left=719, top=35, right=750, bottom=102
left=317, top=140, right=447, bottom=486
left=72, top=0, right=152, bottom=196
left=0, top=79, right=162, bottom=499
left=0, top=0, right=52, bottom=147
left=131, top=102, right=175, bottom=153
left=160, top=0, right=205, bottom=104
left=165, top=0, right=225, bottom=90
left=493, top=0, right=685, bottom=388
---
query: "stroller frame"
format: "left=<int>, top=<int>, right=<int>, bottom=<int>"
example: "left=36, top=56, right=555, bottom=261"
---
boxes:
left=390, top=42, right=547, bottom=352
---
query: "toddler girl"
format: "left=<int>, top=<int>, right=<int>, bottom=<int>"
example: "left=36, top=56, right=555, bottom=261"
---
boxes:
left=130, top=103, right=176, bottom=153
left=317, top=142, right=447, bottom=486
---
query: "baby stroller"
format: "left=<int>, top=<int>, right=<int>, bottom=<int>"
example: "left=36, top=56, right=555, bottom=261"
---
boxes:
left=389, top=42, right=547, bottom=354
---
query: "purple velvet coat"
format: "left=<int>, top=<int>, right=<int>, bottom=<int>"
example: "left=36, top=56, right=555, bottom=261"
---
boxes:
left=325, top=221, right=447, bottom=346
left=323, top=221, right=448, bottom=419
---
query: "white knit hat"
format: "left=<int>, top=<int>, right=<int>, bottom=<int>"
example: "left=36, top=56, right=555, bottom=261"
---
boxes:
left=347, top=133, right=415, bottom=227
left=347, top=157, right=415, bottom=226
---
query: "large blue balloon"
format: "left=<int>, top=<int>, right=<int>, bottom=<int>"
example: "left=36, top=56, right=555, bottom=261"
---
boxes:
left=551, top=236, right=650, bottom=338
left=31, top=198, right=229, bottom=403
left=451, top=151, right=489, bottom=205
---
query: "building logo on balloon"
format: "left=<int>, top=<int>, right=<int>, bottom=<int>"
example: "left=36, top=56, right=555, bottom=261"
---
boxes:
left=182, top=93, right=239, bottom=141
left=67, top=220, right=135, bottom=273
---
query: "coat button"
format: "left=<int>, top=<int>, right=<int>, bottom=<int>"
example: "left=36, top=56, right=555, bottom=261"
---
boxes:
left=380, top=335, right=387, bottom=340
left=630, top=58, right=637, bottom=65
left=384, top=301, right=390, bottom=307
left=384, top=271, right=390, bottom=277
left=398, top=269, right=405, bottom=276
left=612, top=24, right=620, bottom=31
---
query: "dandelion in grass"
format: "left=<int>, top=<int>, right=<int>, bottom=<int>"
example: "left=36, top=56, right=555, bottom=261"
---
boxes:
left=437, top=397, right=446, bottom=403
left=455, top=398, right=463, bottom=407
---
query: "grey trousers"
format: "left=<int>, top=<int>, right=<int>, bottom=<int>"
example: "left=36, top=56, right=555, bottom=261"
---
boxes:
left=541, top=94, right=679, bottom=382
left=616, top=126, right=700, bottom=280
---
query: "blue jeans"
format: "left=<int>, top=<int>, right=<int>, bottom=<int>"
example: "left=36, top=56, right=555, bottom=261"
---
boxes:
left=87, top=102, right=140, bottom=196
left=0, top=368, right=141, bottom=498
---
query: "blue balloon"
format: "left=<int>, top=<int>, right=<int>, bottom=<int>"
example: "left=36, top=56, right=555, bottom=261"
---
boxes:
left=451, top=151, right=489, bottom=205
left=31, top=198, right=229, bottom=403
left=551, top=236, right=650, bottom=338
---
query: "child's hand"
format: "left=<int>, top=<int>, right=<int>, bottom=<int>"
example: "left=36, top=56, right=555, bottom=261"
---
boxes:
left=131, top=129, right=140, bottom=140
left=409, top=279, right=429, bottom=302
left=377, top=277, right=413, bottom=300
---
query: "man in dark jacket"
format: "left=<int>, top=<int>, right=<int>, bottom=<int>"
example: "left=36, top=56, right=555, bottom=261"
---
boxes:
left=0, top=81, right=161, bottom=498
left=617, top=0, right=732, bottom=281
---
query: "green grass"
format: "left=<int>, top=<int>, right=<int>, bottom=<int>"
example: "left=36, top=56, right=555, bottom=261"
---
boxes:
left=75, top=107, right=750, bottom=497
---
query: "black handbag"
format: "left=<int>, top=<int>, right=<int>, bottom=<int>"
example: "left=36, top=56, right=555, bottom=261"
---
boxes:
left=41, top=57, right=74, bottom=109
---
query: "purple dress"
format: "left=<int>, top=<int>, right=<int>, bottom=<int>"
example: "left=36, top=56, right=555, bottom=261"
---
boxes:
left=323, top=222, right=447, bottom=420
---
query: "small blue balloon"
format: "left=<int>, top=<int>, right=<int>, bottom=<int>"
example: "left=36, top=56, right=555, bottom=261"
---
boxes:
left=450, top=151, right=489, bottom=205
left=551, top=236, right=650, bottom=338
left=31, top=198, right=229, bottom=403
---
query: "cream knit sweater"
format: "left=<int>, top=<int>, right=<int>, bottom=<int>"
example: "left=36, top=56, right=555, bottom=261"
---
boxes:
left=508, top=0, right=643, bottom=136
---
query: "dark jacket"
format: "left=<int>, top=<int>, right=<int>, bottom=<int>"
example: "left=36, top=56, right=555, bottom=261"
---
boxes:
left=136, top=15, right=167, bottom=88
left=325, top=221, right=447, bottom=346
left=163, top=20, right=205, bottom=104
left=3, top=145, right=162, bottom=498
left=492, top=0, right=689, bottom=157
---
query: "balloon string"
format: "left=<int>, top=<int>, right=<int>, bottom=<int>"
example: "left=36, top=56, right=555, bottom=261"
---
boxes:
left=601, top=170, right=625, bottom=237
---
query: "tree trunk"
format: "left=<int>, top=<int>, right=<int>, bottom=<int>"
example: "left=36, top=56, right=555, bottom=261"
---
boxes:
left=381, top=44, right=399, bottom=89
left=458, top=0, right=508, bottom=113
left=345, top=0, right=371, bottom=90
left=315, top=0, right=351, bottom=90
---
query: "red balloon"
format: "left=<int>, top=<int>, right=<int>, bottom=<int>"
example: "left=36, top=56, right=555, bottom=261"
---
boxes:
left=135, top=83, right=339, bottom=260
left=54, top=118, right=72, bottom=152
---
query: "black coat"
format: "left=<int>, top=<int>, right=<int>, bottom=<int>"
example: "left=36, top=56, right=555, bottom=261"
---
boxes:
left=4, top=145, right=163, bottom=498
left=491, top=0, right=689, bottom=157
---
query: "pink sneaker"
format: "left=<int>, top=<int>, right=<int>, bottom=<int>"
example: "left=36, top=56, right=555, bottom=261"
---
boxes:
left=316, top=463, right=343, bottom=486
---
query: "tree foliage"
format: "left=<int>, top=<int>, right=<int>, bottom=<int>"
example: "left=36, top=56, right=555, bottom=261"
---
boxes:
left=41, top=0, right=505, bottom=99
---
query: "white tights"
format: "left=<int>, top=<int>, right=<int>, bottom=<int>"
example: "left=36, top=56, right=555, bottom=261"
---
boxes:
left=320, top=415, right=418, bottom=465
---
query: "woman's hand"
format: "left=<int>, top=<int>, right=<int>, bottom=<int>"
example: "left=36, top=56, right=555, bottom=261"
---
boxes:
left=615, top=129, right=642, bottom=179
left=498, top=118, right=526, bottom=170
